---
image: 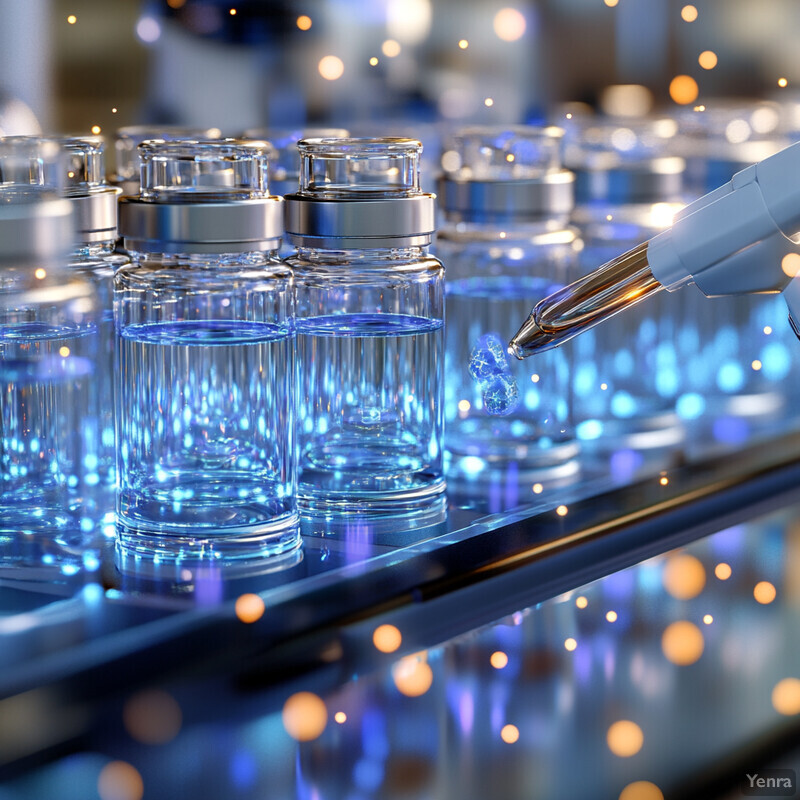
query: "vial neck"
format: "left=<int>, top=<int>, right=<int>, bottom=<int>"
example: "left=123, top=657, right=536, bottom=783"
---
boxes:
left=130, top=251, right=279, bottom=267
left=294, top=245, right=426, bottom=264
left=74, top=240, right=116, bottom=260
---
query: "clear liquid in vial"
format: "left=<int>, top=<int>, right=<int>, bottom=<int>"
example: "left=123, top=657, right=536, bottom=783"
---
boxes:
left=295, top=312, right=444, bottom=511
left=1, top=322, right=95, bottom=541
left=116, top=319, right=298, bottom=555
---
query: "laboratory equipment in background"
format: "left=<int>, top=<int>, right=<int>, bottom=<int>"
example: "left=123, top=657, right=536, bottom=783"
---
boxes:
left=436, top=126, right=582, bottom=490
left=510, top=141, right=800, bottom=441
left=110, top=124, right=222, bottom=195
left=115, top=139, right=299, bottom=561
left=285, top=137, right=445, bottom=520
left=565, top=118, right=688, bottom=462
left=0, top=137, right=100, bottom=563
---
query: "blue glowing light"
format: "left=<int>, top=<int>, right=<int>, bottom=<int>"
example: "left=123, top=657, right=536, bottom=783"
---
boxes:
left=712, top=415, right=749, bottom=445
left=717, top=361, right=745, bottom=393
left=610, top=390, right=637, bottom=419
left=576, top=419, right=603, bottom=441
left=676, top=392, right=706, bottom=420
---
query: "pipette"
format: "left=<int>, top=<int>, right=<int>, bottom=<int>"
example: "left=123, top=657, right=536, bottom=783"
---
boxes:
left=510, top=139, right=800, bottom=358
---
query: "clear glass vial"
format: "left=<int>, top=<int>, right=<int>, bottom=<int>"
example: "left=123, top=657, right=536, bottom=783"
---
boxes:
left=57, top=135, right=127, bottom=531
left=115, top=139, right=299, bottom=560
left=285, top=138, right=445, bottom=516
left=436, top=126, right=582, bottom=486
left=0, top=137, right=99, bottom=559
left=567, top=121, right=688, bottom=456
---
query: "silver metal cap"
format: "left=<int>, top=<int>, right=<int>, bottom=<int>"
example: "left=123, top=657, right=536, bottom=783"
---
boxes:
left=118, top=139, right=284, bottom=253
left=438, top=170, right=575, bottom=222
left=0, top=198, right=75, bottom=265
left=284, top=137, right=436, bottom=247
left=119, top=196, right=285, bottom=254
left=284, top=194, right=435, bottom=248
left=574, top=156, right=685, bottom=204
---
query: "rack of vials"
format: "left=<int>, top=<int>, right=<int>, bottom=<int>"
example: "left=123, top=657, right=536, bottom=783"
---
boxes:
left=2, top=119, right=799, bottom=577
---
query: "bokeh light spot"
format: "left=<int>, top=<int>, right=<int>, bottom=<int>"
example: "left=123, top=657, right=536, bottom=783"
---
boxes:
left=606, top=610, right=618, bottom=622
left=318, top=56, right=344, bottom=80
left=662, top=620, right=704, bottom=665
left=681, top=4, right=698, bottom=21
left=382, top=39, right=401, bottom=58
left=392, top=654, right=433, bottom=697
left=282, top=692, right=328, bottom=741
left=576, top=596, right=588, bottom=609
left=67, top=14, right=77, bottom=24
left=123, top=690, right=182, bottom=744
left=373, top=624, right=402, bottom=653
left=669, top=75, right=699, bottom=105
left=662, top=553, right=706, bottom=599
left=773, top=678, right=800, bottom=715
left=235, top=593, right=265, bottom=623
left=781, top=253, right=800, bottom=278
left=501, top=724, right=520, bottom=743
left=698, top=50, right=717, bottom=70
left=754, top=581, right=777, bottom=604
left=490, top=650, right=509, bottom=669
left=619, top=781, right=664, bottom=800
left=98, top=761, right=144, bottom=800
left=334, top=711, right=347, bottom=723
left=715, top=562, right=732, bottom=580
left=296, top=15, right=312, bottom=30
left=493, top=8, right=526, bottom=41
left=607, top=720, right=644, bottom=757
left=564, top=637, right=577, bottom=651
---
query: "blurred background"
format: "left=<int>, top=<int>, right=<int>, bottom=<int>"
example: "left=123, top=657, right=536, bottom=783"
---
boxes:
left=2, top=0, right=800, bottom=153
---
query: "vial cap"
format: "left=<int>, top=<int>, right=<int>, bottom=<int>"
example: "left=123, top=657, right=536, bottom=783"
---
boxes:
left=442, top=126, right=565, bottom=181
left=0, top=136, right=64, bottom=202
left=297, top=137, right=422, bottom=199
left=138, top=139, right=272, bottom=202
left=114, top=124, right=222, bottom=182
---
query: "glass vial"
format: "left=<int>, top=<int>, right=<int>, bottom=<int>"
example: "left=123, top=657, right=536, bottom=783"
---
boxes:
left=436, top=126, right=582, bottom=489
left=285, top=137, right=445, bottom=516
left=567, top=119, right=687, bottom=461
left=115, top=139, right=299, bottom=560
left=57, top=135, right=127, bottom=534
left=0, top=137, right=99, bottom=561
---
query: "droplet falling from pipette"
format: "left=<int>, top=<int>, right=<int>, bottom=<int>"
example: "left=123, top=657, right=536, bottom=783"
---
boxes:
left=468, top=333, right=520, bottom=416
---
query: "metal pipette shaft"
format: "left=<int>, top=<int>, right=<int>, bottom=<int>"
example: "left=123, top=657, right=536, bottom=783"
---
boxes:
left=508, top=241, right=663, bottom=358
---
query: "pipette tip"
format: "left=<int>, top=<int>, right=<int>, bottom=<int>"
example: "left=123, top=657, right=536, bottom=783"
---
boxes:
left=508, top=313, right=561, bottom=359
